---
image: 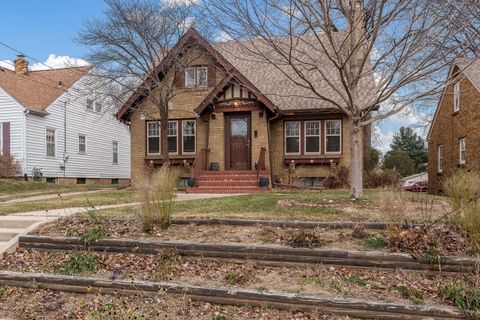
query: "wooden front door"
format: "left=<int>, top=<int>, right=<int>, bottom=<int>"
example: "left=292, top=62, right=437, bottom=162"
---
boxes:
left=225, top=114, right=251, bottom=170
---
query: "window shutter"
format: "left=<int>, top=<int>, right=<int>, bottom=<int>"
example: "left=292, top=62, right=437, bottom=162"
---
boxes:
left=2, top=122, right=10, bottom=155
left=208, top=64, right=216, bottom=87
left=175, top=68, right=185, bottom=88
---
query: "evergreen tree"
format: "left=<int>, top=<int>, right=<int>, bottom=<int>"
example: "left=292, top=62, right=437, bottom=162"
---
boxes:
left=390, top=127, right=428, bottom=173
left=383, top=149, right=415, bottom=177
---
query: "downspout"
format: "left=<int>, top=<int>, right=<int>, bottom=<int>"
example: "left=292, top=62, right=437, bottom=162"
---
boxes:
left=63, top=100, right=67, bottom=181
left=22, top=109, right=29, bottom=178
left=267, top=109, right=280, bottom=188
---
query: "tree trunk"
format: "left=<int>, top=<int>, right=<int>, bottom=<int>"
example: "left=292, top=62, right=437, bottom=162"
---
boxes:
left=350, top=119, right=363, bottom=199
left=159, top=103, right=170, bottom=164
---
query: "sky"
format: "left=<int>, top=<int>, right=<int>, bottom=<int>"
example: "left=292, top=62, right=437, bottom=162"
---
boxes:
left=0, top=0, right=431, bottom=154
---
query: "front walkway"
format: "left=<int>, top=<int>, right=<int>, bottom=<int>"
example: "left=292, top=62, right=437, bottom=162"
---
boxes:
left=0, top=193, right=236, bottom=256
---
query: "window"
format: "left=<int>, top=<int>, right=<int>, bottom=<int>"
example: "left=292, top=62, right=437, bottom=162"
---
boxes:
left=46, top=177, right=56, bottom=184
left=285, top=121, right=300, bottom=155
left=185, top=66, right=208, bottom=87
left=168, top=121, right=178, bottom=154
left=185, top=68, right=196, bottom=87
left=182, top=120, right=196, bottom=154
left=197, top=67, right=208, bottom=86
left=78, top=135, right=86, bottom=154
left=77, top=178, right=86, bottom=185
left=86, top=97, right=102, bottom=113
left=113, top=141, right=119, bottom=164
left=459, top=138, right=466, bottom=165
left=325, top=120, right=341, bottom=153
left=111, top=178, right=119, bottom=185
left=454, top=82, right=460, bottom=112
left=147, top=122, right=160, bottom=155
left=305, top=121, right=321, bottom=154
left=46, top=129, right=56, bottom=157
left=437, top=145, right=443, bottom=173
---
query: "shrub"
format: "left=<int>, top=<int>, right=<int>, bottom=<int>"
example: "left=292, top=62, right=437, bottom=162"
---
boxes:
left=443, top=169, right=480, bottom=252
left=364, top=169, right=401, bottom=188
left=284, top=229, right=325, bottom=248
left=440, top=281, right=480, bottom=312
left=80, top=226, right=107, bottom=247
left=364, top=232, right=386, bottom=249
left=59, top=252, right=97, bottom=275
left=383, top=149, right=415, bottom=177
left=324, top=166, right=350, bottom=188
left=0, top=154, right=21, bottom=178
left=136, top=164, right=178, bottom=232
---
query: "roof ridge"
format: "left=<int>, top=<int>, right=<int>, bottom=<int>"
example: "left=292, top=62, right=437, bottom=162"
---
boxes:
left=28, top=65, right=92, bottom=73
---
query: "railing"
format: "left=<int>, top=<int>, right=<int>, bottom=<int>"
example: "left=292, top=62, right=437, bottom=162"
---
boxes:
left=193, top=148, right=209, bottom=185
left=256, top=147, right=266, bottom=178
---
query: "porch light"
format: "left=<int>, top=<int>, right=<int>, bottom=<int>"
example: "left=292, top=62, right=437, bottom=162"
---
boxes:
left=233, top=101, right=240, bottom=108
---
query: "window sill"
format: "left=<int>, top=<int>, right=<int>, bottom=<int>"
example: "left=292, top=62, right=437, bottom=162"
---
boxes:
left=284, top=156, right=341, bottom=165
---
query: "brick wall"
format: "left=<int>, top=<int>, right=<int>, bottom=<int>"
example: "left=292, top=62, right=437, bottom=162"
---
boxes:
left=428, top=76, right=480, bottom=194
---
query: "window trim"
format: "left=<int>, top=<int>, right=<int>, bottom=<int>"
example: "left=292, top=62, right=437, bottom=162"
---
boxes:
left=85, top=97, right=102, bottom=113
left=146, top=122, right=160, bottom=156
left=284, top=121, right=301, bottom=155
left=45, top=128, right=56, bottom=158
left=78, top=134, right=87, bottom=154
left=181, top=119, right=197, bottom=155
left=304, top=120, right=321, bottom=155
left=437, top=144, right=443, bottom=173
left=459, top=138, right=466, bottom=165
left=453, top=81, right=460, bottom=112
left=324, top=119, right=342, bottom=154
left=167, top=121, right=179, bottom=155
left=112, top=141, right=119, bottom=165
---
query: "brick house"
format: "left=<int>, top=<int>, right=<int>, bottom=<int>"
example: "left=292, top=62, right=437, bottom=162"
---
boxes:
left=427, top=59, right=480, bottom=194
left=117, top=29, right=372, bottom=193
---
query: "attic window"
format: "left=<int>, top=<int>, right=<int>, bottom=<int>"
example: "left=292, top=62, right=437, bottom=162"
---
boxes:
left=86, top=97, right=102, bottom=113
left=185, top=66, right=208, bottom=87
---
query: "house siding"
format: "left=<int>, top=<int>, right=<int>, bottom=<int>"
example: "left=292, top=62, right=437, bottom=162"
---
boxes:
left=428, top=76, right=480, bottom=194
left=0, top=87, right=25, bottom=173
left=25, top=77, right=131, bottom=181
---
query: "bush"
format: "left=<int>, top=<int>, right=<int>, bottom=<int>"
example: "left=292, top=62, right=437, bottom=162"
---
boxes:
left=136, top=164, right=178, bottom=232
left=443, top=169, right=480, bottom=252
left=324, top=166, right=350, bottom=188
left=80, top=226, right=107, bottom=247
left=0, top=154, right=21, bottom=178
left=283, top=229, right=325, bottom=248
left=383, top=149, right=415, bottom=177
left=364, top=169, right=401, bottom=188
left=364, top=232, right=386, bottom=249
left=59, top=252, right=97, bottom=275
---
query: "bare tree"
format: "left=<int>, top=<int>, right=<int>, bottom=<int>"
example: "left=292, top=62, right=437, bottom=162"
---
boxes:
left=201, top=0, right=480, bottom=198
left=78, top=0, right=206, bottom=163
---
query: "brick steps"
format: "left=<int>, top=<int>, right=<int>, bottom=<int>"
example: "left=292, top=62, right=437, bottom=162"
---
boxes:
left=186, top=170, right=270, bottom=194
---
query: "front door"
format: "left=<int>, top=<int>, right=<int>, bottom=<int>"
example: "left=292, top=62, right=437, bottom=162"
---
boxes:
left=225, top=114, right=251, bottom=170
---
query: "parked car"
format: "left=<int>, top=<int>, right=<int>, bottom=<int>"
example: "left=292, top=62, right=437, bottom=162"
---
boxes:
left=403, top=181, right=428, bottom=192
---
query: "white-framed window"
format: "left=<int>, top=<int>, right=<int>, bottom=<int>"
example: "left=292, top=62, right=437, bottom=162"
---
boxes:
left=437, top=145, right=443, bottom=173
left=325, top=120, right=342, bottom=154
left=454, top=82, right=460, bottom=112
left=197, top=66, right=208, bottom=86
left=185, top=66, right=208, bottom=87
left=167, top=121, right=178, bottom=154
left=78, top=135, right=87, bottom=154
left=459, top=138, right=466, bottom=165
left=182, top=120, right=196, bottom=154
left=45, top=128, right=56, bottom=157
left=147, top=122, right=160, bottom=155
left=113, top=141, right=119, bottom=164
left=304, top=121, right=321, bottom=154
left=86, top=97, right=102, bottom=113
left=285, top=121, right=301, bottom=155
left=185, top=68, right=196, bottom=87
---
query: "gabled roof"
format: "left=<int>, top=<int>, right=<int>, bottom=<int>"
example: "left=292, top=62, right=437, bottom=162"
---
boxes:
left=427, top=58, right=480, bottom=141
left=0, top=66, right=92, bottom=113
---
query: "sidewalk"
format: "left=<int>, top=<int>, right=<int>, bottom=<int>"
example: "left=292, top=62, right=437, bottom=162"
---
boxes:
left=0, top=193, right=235, bottom=256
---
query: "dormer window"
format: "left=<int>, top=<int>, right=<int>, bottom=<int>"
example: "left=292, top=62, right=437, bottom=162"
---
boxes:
left=86, top=97, right=102, bottom=113
left=185, top=66, right=208, bottom=87
left=453, top=82, right=460, bottom=112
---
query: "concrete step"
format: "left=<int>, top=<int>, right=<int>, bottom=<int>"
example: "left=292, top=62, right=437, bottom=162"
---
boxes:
left=198, top=170, right=268, bottom=176
left=186, top=187, right=271, bottom=194
left=0, top=218, right=43, bottom=229
left=0, top=228, right=23, bottom=241
left=197, top=180, right=258, bottom=187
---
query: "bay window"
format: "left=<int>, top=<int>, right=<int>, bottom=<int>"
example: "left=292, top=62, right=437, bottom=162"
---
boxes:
left=167, top=121, right=178, bottom=154
left=182, top=120, right=196, bottom=154
left=285, top=121, right=300, bottom=155
left=146, top=119, right=196, bottom=156
left=305, top=121, right=321, bottom=154
left=147, top=122, right=160, bottom=155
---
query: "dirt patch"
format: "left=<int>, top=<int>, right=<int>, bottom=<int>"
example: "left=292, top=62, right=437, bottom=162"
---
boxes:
left=0, top=248, right=469, bottom=309
left=0, top=287, right=353, bottom=320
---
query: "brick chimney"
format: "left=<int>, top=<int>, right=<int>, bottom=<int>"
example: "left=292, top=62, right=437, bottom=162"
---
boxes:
left=14, top=54, right=29, bottom=74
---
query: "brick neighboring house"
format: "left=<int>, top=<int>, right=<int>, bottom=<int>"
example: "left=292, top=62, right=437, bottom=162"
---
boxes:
left=117, top=29, right=373, bottom=193
left=427, top=58, right=480, bottom=194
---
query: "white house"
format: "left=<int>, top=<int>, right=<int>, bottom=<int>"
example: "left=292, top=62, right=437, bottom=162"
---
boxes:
left=0, top=55, right=130, bottom=185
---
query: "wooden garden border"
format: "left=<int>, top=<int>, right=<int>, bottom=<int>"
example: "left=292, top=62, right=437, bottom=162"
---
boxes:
left=169, top=218, right=422, bottom=229
left=19, top=236, right=479, bottom=273
left=0, top=270, right=468, bottom=320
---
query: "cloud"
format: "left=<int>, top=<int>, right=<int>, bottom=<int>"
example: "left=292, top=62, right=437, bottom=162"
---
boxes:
left=0, top=60, right=14, bottom=70
left=30, top=54, right=90, bottom=70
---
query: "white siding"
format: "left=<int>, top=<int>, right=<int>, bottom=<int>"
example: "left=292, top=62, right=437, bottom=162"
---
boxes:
left=0, top=87, right=25, bottom=174
left=25, top=77, right=131, bottom=180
